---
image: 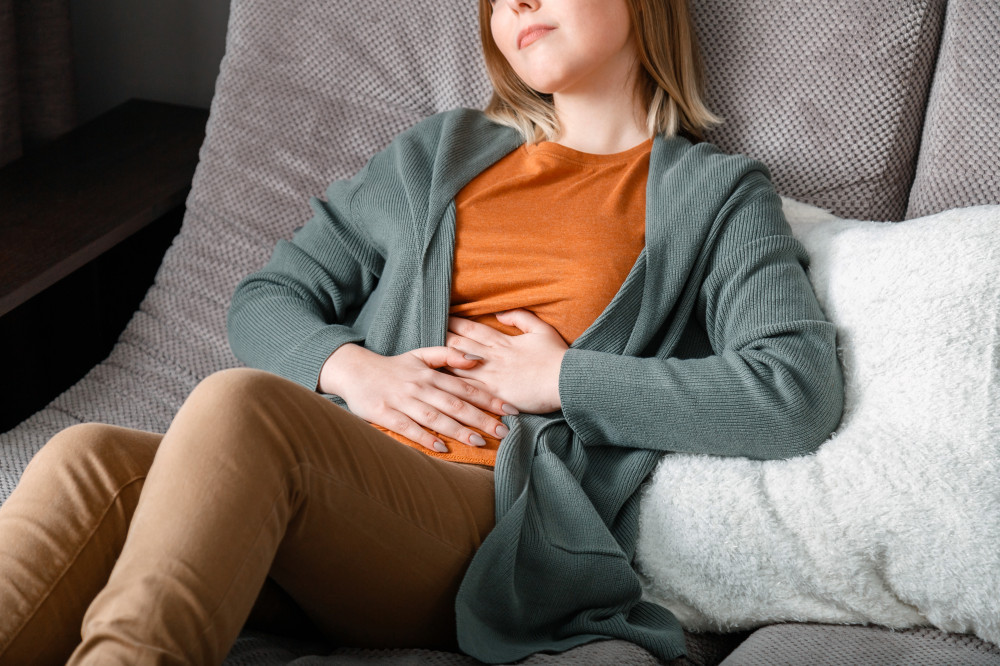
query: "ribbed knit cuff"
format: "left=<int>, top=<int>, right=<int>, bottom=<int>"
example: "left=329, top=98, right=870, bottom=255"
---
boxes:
left=279, top=325, right=366, bottom=393
left=559, top=347, right=626, bottom=446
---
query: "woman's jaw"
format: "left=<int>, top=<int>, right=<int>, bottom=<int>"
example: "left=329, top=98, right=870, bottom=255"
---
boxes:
left=490, top=0, right=650, bottom=153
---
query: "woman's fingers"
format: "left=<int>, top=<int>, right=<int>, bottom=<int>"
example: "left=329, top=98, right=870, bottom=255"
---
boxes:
left=333, top=345, right=516, bottom=451
left=399, top=347, right=511, bottom=445
left=442, top=373, right=520, bottom=417
left=495, top=308, right=554, bottom=334
left=381, top=407, right=450, bottom=453
left=422, top=383, right=509, bottom=440
left=410, top=345, right=481, bottom=371
left=445, top=332, right=490, bottom=359
left=401, top=395, right=500, bottom=447
left=443, top=313, right=568, bottom=414
left=448, top=316, right=509, bottom=345
left=410, top=345, right=511, bottom=417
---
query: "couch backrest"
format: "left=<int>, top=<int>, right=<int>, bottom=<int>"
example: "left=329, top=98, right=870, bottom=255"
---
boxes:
left=693, top=0, right=946, bottom=221
left=906, top=0, right=1000, bottom=219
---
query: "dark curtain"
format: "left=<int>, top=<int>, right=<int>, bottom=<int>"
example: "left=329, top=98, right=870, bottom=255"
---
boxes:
left=0, top=0, right=76, bottom=168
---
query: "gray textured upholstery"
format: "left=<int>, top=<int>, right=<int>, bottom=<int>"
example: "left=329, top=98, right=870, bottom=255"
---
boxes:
left=906, top=0, right=1000, bottom=218
left=225, top=632, right=666, bottom=665
left=719, top=624, right=1000, bottom=666
left=694, top=0, right=945, bottom=221
left=1, top=0, right=998, bottom=663
left=223, top=629, right=749, bottom=665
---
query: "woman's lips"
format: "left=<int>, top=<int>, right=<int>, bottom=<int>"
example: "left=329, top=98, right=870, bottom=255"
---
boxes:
left=518, top=26, right=555, bottom=49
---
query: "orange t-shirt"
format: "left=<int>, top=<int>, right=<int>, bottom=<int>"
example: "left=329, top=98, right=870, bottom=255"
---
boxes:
left=374, top=137, right=652, bottom=465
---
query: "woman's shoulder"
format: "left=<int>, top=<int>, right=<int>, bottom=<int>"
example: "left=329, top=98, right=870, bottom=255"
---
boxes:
left=382, top=108, right=520, bottom=159
left=650, top=133, right=778, bottom=211
left=654, top=133, right=772, bottom=185
left=355, top=109, right=522, bottom=201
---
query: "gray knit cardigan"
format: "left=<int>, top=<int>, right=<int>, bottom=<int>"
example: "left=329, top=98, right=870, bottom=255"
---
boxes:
left=227, top=108, right=844, bottom=663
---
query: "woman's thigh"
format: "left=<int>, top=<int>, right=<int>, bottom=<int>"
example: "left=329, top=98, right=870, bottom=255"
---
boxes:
left=0, top=423, right=161, bottom=664
left=69, top=368, right=495, bottom=657
left=260, top=400, right=496, bottom=651
left=170, top=367, right=497, bottom=650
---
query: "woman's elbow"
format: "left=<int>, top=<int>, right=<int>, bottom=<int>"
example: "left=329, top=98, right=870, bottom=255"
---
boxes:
left=774, top=352, right=845, bottom=458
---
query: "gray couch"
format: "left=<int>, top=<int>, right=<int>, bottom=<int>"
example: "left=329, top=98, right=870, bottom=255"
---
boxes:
left=1, top=0, right=998, bottom=663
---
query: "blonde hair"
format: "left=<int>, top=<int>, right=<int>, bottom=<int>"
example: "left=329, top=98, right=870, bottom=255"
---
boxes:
left=477, top=0, right=720, bottom=144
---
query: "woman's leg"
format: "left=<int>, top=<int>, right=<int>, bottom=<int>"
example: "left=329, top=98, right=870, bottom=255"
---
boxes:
left=69, top=368, right=495, bottom=665
left=0, top=424, right=160, bottom=664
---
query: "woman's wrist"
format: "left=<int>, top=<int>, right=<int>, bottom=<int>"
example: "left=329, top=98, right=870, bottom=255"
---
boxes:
left=547, top=348, right=568, bottom=412
left=317, top=343, right=368, bottom=395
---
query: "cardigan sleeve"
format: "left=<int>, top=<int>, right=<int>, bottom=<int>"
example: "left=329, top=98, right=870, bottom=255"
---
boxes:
left=226, top=169, right=385, bottom=392
left=558, top=172, right=844, bottom=460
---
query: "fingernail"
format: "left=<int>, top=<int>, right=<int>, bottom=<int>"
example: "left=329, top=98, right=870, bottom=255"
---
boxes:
left=502, top=404, right=519, bottom=415
left=433, top=441, right=448, bottom=453
left=469, top=434, right=486, bottom=447
left=464, top=354, right=484, bottom=361
left=496, top=424, right=509, bottom=438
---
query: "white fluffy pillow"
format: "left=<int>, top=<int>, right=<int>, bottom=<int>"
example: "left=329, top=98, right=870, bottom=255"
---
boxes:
left=634, top=200, right=1000, bottom=645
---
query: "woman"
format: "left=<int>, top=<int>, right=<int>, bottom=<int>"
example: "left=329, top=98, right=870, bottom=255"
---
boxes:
left=0, top=0, right=843, bottom=663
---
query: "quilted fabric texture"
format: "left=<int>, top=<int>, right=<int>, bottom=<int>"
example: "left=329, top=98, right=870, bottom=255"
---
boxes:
left=693, top=0, right=945, bottom=221
left=224, top=628, right=751, bottom=665
left=225, top=633, right=668, bottom=666
left=720, top=624, right=1000, bottom=665
left=906, top=0, right=1000, bottom=218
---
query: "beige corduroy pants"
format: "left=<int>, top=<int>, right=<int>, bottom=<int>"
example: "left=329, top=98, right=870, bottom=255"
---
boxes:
left=0, top=368, right=495, bottom=665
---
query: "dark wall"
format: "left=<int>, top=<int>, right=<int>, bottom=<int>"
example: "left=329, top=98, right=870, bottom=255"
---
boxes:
left=70, top=0, right=230, bottom=123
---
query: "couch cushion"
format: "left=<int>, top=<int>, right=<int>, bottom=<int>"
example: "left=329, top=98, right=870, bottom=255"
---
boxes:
left=906, top=0, right=1000, bottom=218
left=224, top=628, right=752, bottom=666
left=719, top=624, right=1000, bottom=666
left=693, top=0, right=945, bottom=221
left=227, top=636, right=669, bottom=665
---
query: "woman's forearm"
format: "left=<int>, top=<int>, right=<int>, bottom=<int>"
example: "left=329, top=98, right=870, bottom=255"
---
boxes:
left=227, top=175, right=384, bottom=391
left=558, top=326, right=843, bottom=460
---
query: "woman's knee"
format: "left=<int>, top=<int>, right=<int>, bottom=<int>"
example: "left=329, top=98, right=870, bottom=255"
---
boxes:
left=172, top=368, right=311, bottom=464
left=27, top=423, right=158, bottom=488
left=185, top=368, right=293, bottom=417
left=177, top=368, right=366, bottom=472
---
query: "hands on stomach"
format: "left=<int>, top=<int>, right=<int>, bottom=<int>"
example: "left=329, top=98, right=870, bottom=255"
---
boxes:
left=317, top=309, right=567, bottom=454
left=445, top=309, right=568, bottom=415
left=318, top=342, right=514, bottom=453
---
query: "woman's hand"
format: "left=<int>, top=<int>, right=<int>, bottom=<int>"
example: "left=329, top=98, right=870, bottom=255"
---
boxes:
left=445, top=310, right=568, bottom=414
left=318, top=343, right=512, bottom=453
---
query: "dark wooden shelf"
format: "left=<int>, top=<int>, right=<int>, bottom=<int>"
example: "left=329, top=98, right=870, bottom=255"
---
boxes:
left=0, top=99, right=208, bottom=432
left=0, top=99, right=209, bottom=316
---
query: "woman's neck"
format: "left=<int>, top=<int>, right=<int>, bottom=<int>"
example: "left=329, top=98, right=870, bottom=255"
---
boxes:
left=551, top=77, right=650, bottom=154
